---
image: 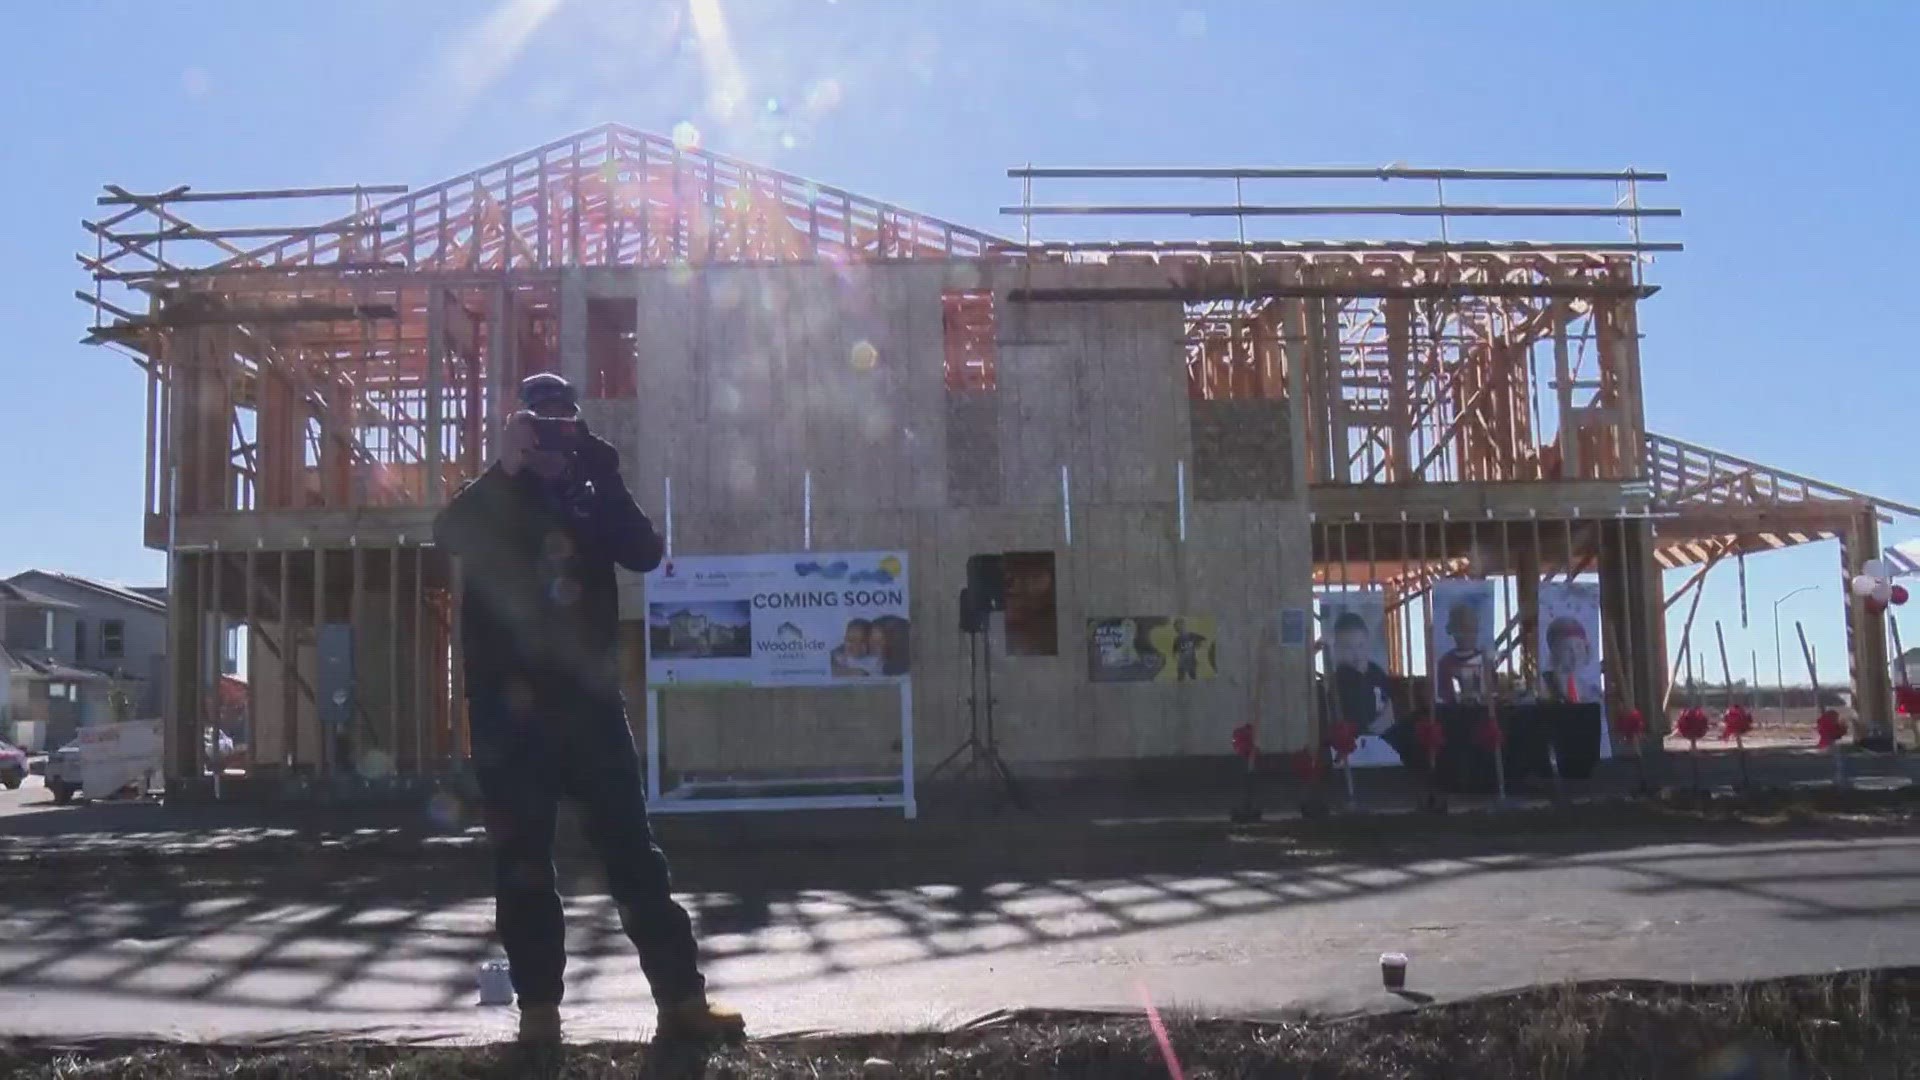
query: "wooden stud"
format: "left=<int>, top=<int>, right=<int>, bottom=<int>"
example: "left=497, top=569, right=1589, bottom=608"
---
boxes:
left=414, top=544, right=426, bottom=771
left=242, top=548, right=256, bottom=762
left=351, top=543, right=364, bottom=766
left=450, top=554, right=466, bottom=762
left=389, top=545, right=401, bottom=768
left=1498, top=519, right=1514, bottom=678
left=1417, top=518, right=1431, bottom=689
left=198, top=551, right=213, bottom=777
left=314, top=546, right=327, bottom=773
left=280, top=550, right=296, bottom=768
left=425, top=289, right=444, bottom=502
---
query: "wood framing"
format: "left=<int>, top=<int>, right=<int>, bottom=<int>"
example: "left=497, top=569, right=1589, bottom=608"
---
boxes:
left=76, top=127, right=1917, bottom=797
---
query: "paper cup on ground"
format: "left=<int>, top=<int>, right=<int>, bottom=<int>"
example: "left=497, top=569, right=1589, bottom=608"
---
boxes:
left=1380, top=952, right=1408, bottom=990
left=478, top=959, right=514, bottom=1006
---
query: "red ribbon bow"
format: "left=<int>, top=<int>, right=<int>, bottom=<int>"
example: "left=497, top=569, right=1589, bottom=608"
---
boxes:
left=1895, top=686, right=1920, bottom=717
left=1815, top=709, right=1847, bottom=749
left=1414, top=714, right=1446, bottom=755
left=1473, top=715, right=1504, bottom=752
left=1231, top=723, right=1257, bottom=762
left=1327, top=720, right=1359, bottom=760
left=1721, top=705, right=1755, bottom=741
left=1676, top=707, right=1711, bottom=744
left=1291, top=747, right=1325, bottom=781
left=1615, top=708, right=1647, bottom=744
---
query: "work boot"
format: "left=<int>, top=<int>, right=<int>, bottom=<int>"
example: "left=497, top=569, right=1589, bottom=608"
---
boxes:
left=655, top=995, right=745, bottom=1044
left=517, top=1002, right=563, bottom=1044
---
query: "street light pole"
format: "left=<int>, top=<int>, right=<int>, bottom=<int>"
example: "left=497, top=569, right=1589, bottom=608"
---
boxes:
left=1773, top=585, right=1821, bottom=726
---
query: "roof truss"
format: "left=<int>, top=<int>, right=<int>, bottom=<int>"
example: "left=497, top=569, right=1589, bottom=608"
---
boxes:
left=84, top=123, right=1010, bottom=287
left=1644, top=432, right=1919, bottom=569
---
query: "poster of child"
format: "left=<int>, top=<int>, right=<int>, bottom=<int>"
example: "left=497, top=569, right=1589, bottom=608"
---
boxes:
left=1537, top=581, right=1605, bottom=706
left=1318, top=590, right=1403, bottom=767
left=830, top=616, right=912, bottom=678
left=1431, top=578, right=1496, bottom=706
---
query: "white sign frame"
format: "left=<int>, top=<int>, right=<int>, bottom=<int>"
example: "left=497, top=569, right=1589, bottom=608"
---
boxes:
left=640, top=550, right=916, bottom=819
left=644, top=683, right=914, bottom=819
left=78, top=719, right=162, bottom=800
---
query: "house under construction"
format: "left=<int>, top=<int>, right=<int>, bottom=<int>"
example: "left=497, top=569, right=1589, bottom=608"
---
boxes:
left=79, top=123, right=1918, bottom=799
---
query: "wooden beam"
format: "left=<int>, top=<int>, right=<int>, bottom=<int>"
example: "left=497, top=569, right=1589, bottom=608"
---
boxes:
left=1312, top=479, right=1649, bottom=521
left=98, top=184, right=408, bottom=206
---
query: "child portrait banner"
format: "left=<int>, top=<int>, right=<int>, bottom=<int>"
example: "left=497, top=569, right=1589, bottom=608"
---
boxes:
left=1318, top=590, right=1403, bottom=767
left=1537, top=581, right=1604, bottom=706
left=1430, top=578, right=1497, bottom=707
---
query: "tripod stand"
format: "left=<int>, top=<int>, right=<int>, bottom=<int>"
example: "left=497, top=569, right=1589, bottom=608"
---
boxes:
left=927, top=604, right=1026, bottom=807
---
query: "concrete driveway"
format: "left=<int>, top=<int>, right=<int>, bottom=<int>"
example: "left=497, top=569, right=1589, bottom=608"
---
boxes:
left=2, top=827, right=1915, bottom=1044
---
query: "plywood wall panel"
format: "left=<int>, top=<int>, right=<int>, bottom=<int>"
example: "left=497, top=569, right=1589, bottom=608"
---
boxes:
left=560, top=263, right=1314, bottom=775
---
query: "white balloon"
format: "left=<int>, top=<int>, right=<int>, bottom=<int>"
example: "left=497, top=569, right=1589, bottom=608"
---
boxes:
left=1864, top=559, right=1891, bottom=580
left=1873, top=581, right=1894, bottom=604
left=1853, top=574, right=1878, bottom=597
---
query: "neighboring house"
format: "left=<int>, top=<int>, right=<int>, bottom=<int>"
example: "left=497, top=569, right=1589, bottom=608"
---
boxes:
left=1885, top=542, right=1920, bottom=578
left=667, top=610, right=712, bottom=651
left=0, top=571, right=168, bottom=750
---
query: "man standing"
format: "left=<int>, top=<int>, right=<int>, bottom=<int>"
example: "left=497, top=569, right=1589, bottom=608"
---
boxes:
left=434, top=373, right=743, bottom=1046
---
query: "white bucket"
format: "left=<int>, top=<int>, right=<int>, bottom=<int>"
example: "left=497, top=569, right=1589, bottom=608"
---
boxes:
left=478, top=959, right=514, bottom=1006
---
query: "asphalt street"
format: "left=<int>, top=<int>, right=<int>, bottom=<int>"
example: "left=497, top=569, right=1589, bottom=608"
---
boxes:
left=1, top=784, right=1914, bottom=1044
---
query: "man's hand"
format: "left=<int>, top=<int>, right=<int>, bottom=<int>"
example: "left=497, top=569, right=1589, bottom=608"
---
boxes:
left=576, top=433, right=623, bottom=482
left=498, top=412, right=537, bottom=475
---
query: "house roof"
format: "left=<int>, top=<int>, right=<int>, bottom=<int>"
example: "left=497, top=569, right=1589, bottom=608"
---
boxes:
left=0, top=644, right=114, bottom=683
left=6, top=571, right=166, bottom=615
left=1886, top=541, right=1920, bottom=578
left=0, top=582, right=78, bottom=610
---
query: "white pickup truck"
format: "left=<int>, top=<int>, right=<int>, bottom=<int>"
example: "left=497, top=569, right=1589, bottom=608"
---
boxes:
left=41, top=740, right=83, bottom=803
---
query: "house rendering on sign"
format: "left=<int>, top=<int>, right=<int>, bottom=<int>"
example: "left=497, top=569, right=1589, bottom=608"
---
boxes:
left=0, top=571, right=168, bottom=750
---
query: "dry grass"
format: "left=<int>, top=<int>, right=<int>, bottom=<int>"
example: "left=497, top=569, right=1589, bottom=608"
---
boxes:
left=4, top=968, right=1915, bottom=1079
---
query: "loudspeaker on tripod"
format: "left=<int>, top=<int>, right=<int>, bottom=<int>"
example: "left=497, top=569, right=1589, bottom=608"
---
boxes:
left=966, top=554, right=1005, bottom=611
left=958, top=586, right=986, bottom=634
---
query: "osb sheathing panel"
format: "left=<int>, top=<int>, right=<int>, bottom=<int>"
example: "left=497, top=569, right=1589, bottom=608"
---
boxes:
left=568, top=265, right=1312, bottom=772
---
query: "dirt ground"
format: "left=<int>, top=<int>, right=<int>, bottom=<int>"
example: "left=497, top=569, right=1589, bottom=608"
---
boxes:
left=2, top=967, right=1914, bottom=1078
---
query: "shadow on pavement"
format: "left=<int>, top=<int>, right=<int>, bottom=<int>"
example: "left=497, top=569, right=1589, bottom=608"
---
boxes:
left=3, top=795, right=1915, bottom=1024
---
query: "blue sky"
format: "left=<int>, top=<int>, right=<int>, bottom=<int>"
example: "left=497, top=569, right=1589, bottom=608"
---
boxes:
left=3, top=1, right=1915, bottom=686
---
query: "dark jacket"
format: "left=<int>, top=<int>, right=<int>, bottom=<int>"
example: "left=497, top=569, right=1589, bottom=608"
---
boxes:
left=432, top=455, right=663, bottom=699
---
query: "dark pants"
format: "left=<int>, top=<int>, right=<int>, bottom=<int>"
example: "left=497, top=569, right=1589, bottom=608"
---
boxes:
left=469, top=679, right=704, bottom=1008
